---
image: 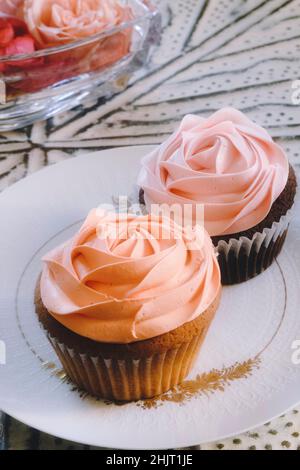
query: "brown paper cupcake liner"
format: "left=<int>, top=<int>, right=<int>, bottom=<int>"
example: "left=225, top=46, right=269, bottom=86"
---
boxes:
left=48, top=332, right=205, bottom=401
left=216, top=209, right=293, bottom=285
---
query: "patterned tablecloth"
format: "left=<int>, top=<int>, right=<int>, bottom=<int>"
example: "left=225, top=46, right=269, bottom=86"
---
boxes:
left=1, top=0, right=300, bottom=450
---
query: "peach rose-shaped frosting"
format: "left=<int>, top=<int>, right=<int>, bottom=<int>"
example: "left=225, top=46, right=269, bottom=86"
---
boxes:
left=40, top=210, right=220, bottom=344
left=22, top=0, right=132, bottom=47
left=138, top=108, right=289, bottom=237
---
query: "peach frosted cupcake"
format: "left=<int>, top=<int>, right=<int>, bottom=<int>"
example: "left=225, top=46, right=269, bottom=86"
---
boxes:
left=36, top=210, right=221, bottom=401
left=138, top=108, right=296, bottom=284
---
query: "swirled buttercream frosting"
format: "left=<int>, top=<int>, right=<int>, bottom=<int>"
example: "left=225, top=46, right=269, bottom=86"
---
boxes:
left=40, top=210, right=220, bottom=343
left=138, top=108, right=289, bottom=236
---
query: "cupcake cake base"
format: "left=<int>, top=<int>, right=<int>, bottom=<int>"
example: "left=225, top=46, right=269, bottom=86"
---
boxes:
left=35, top=283, right=221, bottom=401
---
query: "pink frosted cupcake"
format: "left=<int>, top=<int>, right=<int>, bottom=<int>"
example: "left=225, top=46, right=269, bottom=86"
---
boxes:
left=138, top=108, right=296, bottom=284
left=36, top=211, right=221, bottom=400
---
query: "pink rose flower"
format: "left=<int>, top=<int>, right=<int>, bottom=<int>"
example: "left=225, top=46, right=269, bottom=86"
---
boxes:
left=23, top=0, right=133, bottom=48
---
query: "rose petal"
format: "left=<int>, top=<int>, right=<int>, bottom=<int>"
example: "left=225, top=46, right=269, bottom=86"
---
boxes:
left=0, top=48, right=6, bottom=71
left=0, top=19, right=14, bottom=47
left=9, top=18, right=29, bottom=36
left=0, top=0, right=23, bottom=17
left=4, top=36, right=37, bottom=71
left=5, top=35, right=35, bottom=56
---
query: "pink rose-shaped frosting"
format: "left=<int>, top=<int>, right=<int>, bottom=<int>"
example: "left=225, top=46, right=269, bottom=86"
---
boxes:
left=138, top=108, right=289, bottom=236
left=22, top=0, right=132, bottom=47
left=40, top=210, right=220, bottom=344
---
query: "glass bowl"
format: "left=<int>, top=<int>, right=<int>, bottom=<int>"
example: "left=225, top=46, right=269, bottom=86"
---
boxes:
left=0, top=0, right=161, bottom=131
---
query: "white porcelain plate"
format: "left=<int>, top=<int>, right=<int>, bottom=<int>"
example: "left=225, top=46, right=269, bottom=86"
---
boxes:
left=0, top=146, right=300, bottom=450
